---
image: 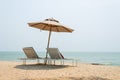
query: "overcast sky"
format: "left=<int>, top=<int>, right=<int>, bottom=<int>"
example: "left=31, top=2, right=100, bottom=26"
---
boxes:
left=0, top=0, right=120, bottom=52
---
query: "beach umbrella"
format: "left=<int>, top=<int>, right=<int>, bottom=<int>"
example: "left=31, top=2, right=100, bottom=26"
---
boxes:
left=28, top=18, right=74, bottom=63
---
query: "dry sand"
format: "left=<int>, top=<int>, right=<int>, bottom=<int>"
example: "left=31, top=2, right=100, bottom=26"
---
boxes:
left=0, top=61, right=120, bottom=80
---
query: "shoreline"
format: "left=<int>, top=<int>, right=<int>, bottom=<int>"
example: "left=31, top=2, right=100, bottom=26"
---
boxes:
left=0, top=61, right=120, bottom=80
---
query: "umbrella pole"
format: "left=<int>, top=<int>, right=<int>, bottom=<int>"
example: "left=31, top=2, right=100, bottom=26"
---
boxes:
left=45, top=30, right=52, bottom=64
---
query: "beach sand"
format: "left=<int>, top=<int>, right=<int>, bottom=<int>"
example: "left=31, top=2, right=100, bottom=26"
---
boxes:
left=0, top=61, right=120, bottom=80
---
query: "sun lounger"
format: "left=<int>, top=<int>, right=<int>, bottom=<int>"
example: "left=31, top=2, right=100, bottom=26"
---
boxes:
left=47, top=48, right=77, bottom=66
left=20, top=47, right=45, bottom=65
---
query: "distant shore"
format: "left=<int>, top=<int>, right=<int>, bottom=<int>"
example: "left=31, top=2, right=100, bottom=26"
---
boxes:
left=0, top=61, right=120, bottom=80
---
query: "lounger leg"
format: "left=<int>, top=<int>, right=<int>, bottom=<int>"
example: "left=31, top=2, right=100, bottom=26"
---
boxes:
left=48, top=59, right=51, bottom=65
left=47, top=60, right=50, bottom=64
left=44, top=59, right=47, bottom=64
left=60, top=60, right=62, bottom=65
left=54, top=59, right=55, bottom=65
left=23, top=59, right=26, bottom=65
left=37, top=59, right=39, bottom=64
left=63, top=60, right=64, bottom=65
left=50, top=59, right=52, bottom=65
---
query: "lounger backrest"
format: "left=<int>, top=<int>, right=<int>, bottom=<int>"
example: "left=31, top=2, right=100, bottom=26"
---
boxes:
left=47, top=48, right=63, bottom=59
left=23, top=47, right=39, bottom=58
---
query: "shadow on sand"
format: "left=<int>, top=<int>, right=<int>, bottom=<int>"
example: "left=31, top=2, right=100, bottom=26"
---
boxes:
left=38, top=76, right=112, bottom=80
left=67, top=76, right=112, bottom=80
left=14, top=63, right=70, bottom=70
left=23, top=76, right=112, bottom=80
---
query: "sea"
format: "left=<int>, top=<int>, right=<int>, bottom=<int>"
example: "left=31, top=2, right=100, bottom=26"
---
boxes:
left=0, top=51, right=120, bottom=66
